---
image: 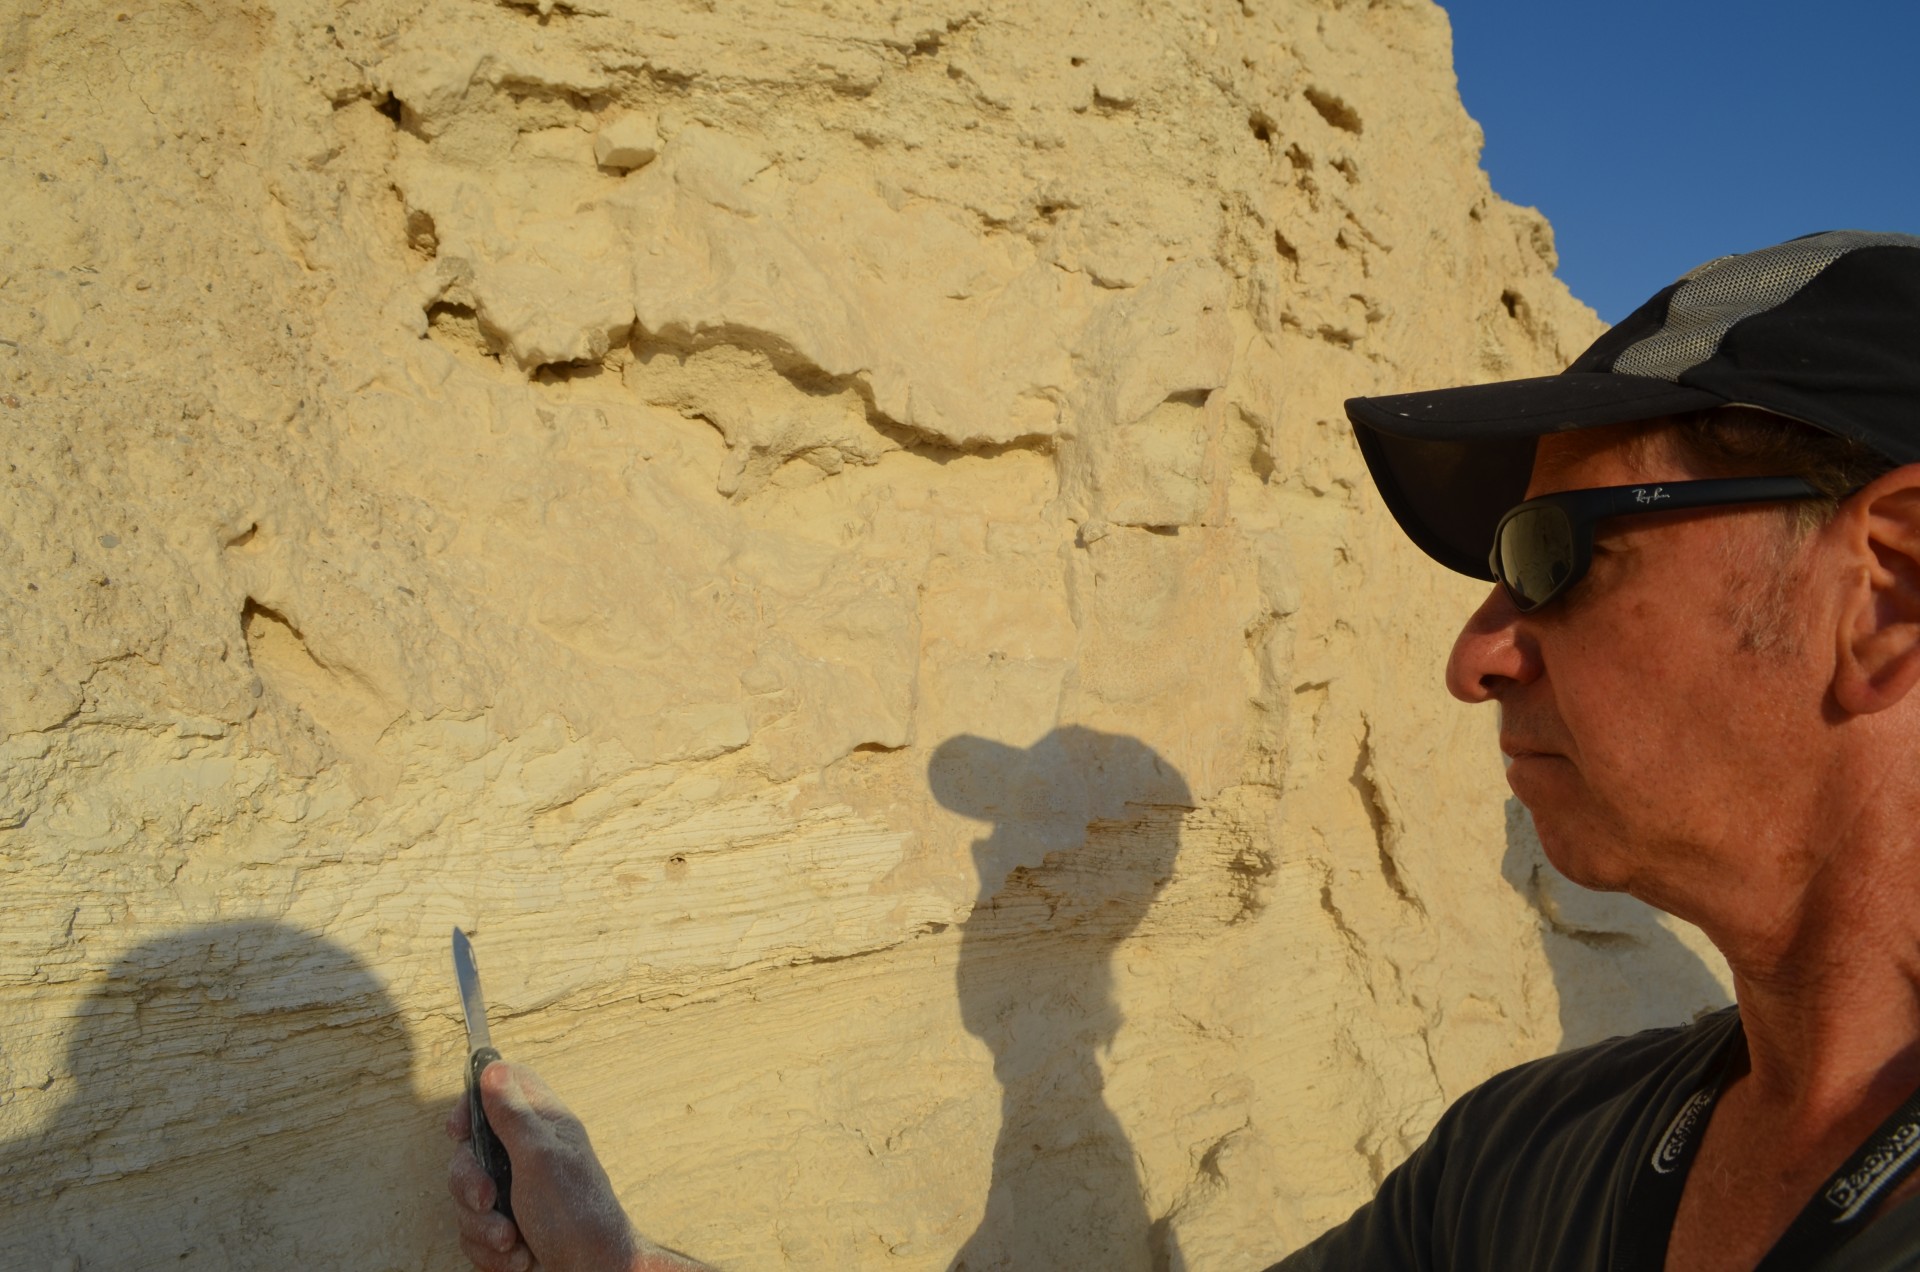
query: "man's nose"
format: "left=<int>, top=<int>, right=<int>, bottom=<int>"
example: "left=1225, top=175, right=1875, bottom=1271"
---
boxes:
left=1445, top=585, right=1541, bottom=703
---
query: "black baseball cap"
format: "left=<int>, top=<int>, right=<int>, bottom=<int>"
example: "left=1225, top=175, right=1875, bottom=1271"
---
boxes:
left=1345, top=230, right=1920, bottom=580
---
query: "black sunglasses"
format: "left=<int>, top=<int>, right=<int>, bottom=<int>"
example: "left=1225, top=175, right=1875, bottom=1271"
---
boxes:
left=1489, top=476, right=1825, bottom=612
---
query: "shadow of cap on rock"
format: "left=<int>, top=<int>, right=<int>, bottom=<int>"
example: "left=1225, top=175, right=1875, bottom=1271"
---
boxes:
left=929, top=726, right=1192, bottom=818
left=1, top=919, right=433, bottom=1271
left=930, top=726, right=1193, bottom=898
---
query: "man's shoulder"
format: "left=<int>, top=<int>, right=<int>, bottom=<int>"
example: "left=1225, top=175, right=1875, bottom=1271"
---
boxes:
left=1411, top=1005, right=1740, bottom=1206
left=1264, top=1009, right=1742, bottom=1272
left=1447, top=1006, right=1739, bottom=1128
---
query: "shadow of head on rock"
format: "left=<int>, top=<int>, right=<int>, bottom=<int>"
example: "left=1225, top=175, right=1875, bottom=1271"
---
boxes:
left=1501, top=797, right=1732, bottom=1051
left=2, top=919, right=434, bottom=1271
left=932, top=726, right=1193, bottom=1272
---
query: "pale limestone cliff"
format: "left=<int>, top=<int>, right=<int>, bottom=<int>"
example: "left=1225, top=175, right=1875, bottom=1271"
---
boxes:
left=0, top=1, right=1729, bottom=1268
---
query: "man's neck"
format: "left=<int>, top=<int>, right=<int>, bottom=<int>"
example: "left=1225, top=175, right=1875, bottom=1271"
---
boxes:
left=1704, top=810, right=1920, bottom=1124
left=1659, top=817, right=1920, bottom=1272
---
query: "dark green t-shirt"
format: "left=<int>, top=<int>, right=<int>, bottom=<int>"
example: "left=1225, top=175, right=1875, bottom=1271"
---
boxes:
left=1270, top=1008, right=1920, bottom=1272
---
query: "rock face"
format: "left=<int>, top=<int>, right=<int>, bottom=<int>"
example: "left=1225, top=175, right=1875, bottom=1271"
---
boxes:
left=0, top=1, right=1731, bottom=1268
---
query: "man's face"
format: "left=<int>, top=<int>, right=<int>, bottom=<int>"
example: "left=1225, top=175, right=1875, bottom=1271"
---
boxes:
left=1445, top=424, right=1839, bottom=919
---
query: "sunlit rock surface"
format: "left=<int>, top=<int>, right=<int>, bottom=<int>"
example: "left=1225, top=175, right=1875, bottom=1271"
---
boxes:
left=0, top=0, right=1729, bottom=1267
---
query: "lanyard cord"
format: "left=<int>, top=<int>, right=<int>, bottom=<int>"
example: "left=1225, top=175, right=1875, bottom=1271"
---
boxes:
left=1620, top=1021, right=1920, bottom=1271
left=1753, top=1083, right=1920, bottom=1271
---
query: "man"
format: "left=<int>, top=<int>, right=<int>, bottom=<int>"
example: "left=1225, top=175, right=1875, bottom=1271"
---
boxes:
left=448, top=230, right=1920, bottom=1271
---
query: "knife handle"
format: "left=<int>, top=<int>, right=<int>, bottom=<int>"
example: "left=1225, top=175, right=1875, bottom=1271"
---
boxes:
left=466, top=1047, right=515, bottom=1223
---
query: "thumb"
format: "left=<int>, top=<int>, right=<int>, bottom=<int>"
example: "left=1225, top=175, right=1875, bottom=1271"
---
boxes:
left=478, top=1061, right=571, bottom=1151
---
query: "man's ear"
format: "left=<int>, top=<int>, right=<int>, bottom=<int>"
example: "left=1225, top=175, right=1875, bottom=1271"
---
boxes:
left=1833, top=465, right=1920, bottom=715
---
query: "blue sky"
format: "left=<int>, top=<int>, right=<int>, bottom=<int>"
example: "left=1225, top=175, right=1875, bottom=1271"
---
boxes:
left=1439, top=2, right=1920, bottom=322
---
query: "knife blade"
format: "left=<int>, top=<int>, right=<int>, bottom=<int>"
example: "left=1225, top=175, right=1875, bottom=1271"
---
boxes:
left=452, top=926, right=514, bottom=1221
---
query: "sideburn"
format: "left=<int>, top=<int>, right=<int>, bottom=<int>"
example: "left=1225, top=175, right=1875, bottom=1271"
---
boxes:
left=1716, top=519, right=1809, bottom=657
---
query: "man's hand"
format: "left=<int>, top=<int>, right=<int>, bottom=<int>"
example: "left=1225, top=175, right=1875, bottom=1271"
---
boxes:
left=446, top=1060, right=713, bottom=1272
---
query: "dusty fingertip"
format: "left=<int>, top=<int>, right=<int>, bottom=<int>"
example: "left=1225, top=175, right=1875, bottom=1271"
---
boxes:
left=509, top=1249, right=531, bottom=1272
left=455, top=1163, right=495, bottom=1212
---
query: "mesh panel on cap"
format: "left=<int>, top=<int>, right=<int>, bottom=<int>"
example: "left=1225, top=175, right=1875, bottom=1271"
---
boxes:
left=1612, top=230, right=1920, bottom=382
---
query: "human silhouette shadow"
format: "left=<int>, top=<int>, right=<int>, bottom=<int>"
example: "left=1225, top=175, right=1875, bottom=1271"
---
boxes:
left=0, top=920, right=437, bottom=1271
left=931, top=727, right=1193, bottom=1272
left=1500, top=798, right=1732, bottom=1051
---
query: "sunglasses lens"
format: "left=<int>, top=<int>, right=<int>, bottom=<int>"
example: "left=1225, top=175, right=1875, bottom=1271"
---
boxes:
left=1496, top=505, right=1575, bottom=610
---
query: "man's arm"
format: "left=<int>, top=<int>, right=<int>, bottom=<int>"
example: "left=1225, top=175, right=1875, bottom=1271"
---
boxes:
left=446, top=1061, right=715, bottom=1272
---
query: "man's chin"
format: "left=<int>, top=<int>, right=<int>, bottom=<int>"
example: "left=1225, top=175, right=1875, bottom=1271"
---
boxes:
left=1535, top=833, right=1632, bottom=893
left=1506, top=761, right=1633, bottom=893
left=1504, top=752, right=1574, bottom=806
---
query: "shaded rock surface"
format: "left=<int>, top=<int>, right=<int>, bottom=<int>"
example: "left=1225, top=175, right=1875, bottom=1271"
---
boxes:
left=0, top=0, right=1730, bottom=1268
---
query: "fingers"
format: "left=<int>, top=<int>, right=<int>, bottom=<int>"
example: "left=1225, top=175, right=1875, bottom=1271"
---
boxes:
left=457, top=1228, right=531, bottom=1272
left=447, top=1143, right=497, bottom=1212
left=463, top=1062, right=648, bottom=1272
left=446, top=1092, right=473, bottom=1143
left=449, top=1146, right=529, bottom=1272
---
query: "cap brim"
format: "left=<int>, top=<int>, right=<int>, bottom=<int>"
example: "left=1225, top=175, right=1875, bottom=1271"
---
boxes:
left=1346, top=372, right=1727, bottom=578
